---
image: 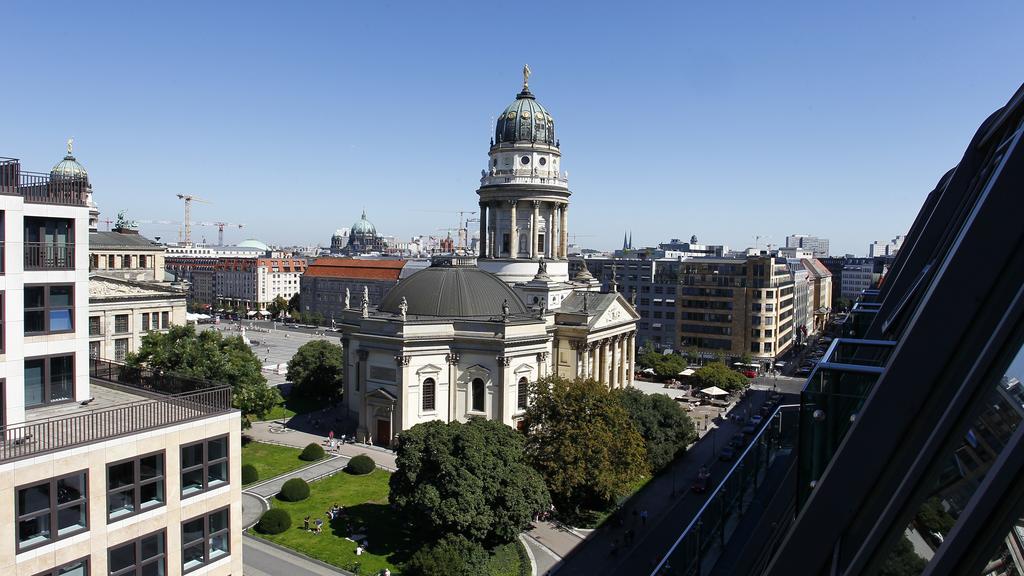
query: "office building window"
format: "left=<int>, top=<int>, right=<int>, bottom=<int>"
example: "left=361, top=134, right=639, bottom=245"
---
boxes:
left=139, top=255, right=147, bottom=268
left=114, top=314, right=129, bottom=334
left=751, top=329, right=760, bottom=338
left=471, top=378, right=485, bottom=412
left=422, top=378, right=435, bottom=411
left=765, top=329, right=773, bottom=337
left=181, top=436, right=229, bottom=498
left=89, top=341, right=100, bottom=359
left=89, top=316, right=101, bottom=336
left=114, top=339, right=129, bottom=361
left=751, top=343, right=760, bottom=353
left=142, top=314, right=150, bottom=331
left=752, top=303, right=761, bottom=312
left=517, top=377, right=529, bottom=410
left=24, top=355, right=74, bottom=407
left=161, top=311, right=169, bottom=328
left=181, top=508, right=230, bottom=573
left=107, top=452, right=165, bottom=521
left=765, top=342, right=773, bottom=352
left=108, top=530, right=166, bottom=576
left=16, top=471, right=88, bottom=552
left=32, top=557, right=88, bottom=576
left=25, top=285, right=74, bottom=334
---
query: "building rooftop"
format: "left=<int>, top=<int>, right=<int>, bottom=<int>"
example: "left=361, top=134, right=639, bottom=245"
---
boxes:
left=90, top=230, right=165, bottom=250
left=305, top=257, right=407, bottom=281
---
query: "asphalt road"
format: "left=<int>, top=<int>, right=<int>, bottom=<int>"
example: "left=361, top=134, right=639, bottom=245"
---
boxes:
left=243, top=535, right=348, bottom=576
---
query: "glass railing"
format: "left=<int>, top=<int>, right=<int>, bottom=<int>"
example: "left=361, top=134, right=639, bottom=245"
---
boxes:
left=797, top=338, right=896, bottom=509
left=841, top=302, right=881, bottom=338
left=651, top=403, right=800, bottom=576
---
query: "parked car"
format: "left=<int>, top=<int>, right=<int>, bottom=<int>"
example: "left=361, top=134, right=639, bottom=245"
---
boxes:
left=750, top=415, right=763, bottom=426
left=796, top=367, right=813, bottom=376
left=719, top=446, right=737, bottom=461
left=742, top=424, right=757, bottom=435
left=742, top=369, right=757, bottom=378
left=729, top=433, right=746, bottom=448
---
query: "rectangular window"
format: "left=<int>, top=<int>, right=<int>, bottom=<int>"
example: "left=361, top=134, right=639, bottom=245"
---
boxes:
left=765, top=317, right=775, bottom=326
left=0, top=291, right=4, bottom=353
left=142, top=313, right=150, bottom=331
left=32, top=557, right=88, bottom=576
left=89, top=341, right=100, bottom=359
left=181, top=436, right=229, bottom=498
left=89, top=316, right=101, bottom=336
left=517, top=378, right=529, bottom=410
left=182, top=508, right=230, bottom=573
left=751, top=342, right=760, bottom=353
left=24, top=355, right=74, bottom=407
left=765, top=329, right=773, bottom=337
left=114, top=339, right=129, bottom=362
left=765, top=342, right=773, bottom=352
left=107, top=452, right=165, bottom=522
left=16, top=471, right=88, bottom=552
left=765, top=303, right=775, bottom=312
left=752, top=303, right=761, bottom=312
left=751, top=329, right=760, bottom=338
left=25, top=285, right=74, bottom=334
left=109, top=530, right=166, bottom=576
left=114, top=314, right=129, bottom=334
left=161, top=311, right=169, bottom=328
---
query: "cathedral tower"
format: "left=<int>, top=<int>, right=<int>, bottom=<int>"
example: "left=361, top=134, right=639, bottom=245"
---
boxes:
left=477, top=66, right=571, bottom=284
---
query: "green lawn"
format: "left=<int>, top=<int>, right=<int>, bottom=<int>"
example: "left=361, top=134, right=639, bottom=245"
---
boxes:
left=240, top=442, right=310, bottom=486
left=251, top=469, right=523, bottom=575
left=262, top=394, right=324, bottom=422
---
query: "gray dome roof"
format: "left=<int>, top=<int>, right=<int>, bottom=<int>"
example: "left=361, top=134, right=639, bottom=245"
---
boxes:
left=494, top=88, right=556, bottom=146
left=378, top=263, right=527, bottom=319
left=351, top=210, right=376, bottom=236
left=51, top=154, right=88, bottom=182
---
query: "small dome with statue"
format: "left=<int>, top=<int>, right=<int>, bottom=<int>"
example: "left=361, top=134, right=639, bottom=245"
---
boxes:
left=51, top=139, right=89, bottom=182
left=493, top=65, right=556, bottom=147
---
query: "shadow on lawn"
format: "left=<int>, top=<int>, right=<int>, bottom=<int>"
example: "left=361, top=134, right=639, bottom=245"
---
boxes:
left=325, top=502, right=417, bottom=567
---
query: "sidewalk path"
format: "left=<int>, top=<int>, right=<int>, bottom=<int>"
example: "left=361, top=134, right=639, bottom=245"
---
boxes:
left=247, top=421, right=397, bottom=470
left=246, top=456, right=352, bottom=499
left=244, top=534, right=350, bottom=576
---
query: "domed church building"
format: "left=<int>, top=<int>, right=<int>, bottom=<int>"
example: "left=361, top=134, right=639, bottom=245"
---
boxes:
left=344, top=210, right=386, bottom=255
left=340, top=70, right=639, bottom=446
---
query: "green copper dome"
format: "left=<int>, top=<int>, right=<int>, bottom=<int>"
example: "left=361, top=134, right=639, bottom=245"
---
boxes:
left=494, top=87, right=556, bottom=146
left=351, top=210, right=376, bottom=236
left=51, top=154, right=88, bottom=182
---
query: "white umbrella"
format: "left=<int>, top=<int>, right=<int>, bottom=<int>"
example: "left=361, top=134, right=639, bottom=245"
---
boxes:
left=679, top=368, right=695, bottom=376
left=641, top=367, right=656, bottom=375
left=700, top=386, right=729, bottom=396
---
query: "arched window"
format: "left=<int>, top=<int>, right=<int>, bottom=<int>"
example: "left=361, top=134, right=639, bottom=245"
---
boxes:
left=422, top=378, right=435, bottom=412
left=517, top=377, right=529, bottom=410
left=471, top=378, right=485, bottom=412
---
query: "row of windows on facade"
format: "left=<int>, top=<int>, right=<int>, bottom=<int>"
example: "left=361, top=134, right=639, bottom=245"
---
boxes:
left=89, top=254, right=153, bottom=270
left=638, top=310, right=677, bottom=319
left=88, top=311, right=170, bottom=337
left=16, top=436, right=230, bottom=575
left=415, top=377, right=529, bottom=413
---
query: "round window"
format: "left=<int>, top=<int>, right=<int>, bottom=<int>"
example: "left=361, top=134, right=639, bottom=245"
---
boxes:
left=521, top=156, right=531, bottom=165
left=539, top=157, right=547, bottom=166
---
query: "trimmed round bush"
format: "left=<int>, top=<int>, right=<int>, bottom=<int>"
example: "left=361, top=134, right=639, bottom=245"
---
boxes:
left=279, top=478, right=310, bottom=502
left=300, top=442, right=325, bottom=461
left=241, top=464, right=259, bottom=484
left=257, top=508, right=291, bottom=534
left=346, top=454, right=375, bottom=475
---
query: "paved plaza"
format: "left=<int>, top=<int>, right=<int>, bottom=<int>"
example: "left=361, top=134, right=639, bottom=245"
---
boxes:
left=200, top=321, right=337, bottom=386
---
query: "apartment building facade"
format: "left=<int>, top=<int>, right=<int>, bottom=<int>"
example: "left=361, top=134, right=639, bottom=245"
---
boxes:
left=88, top=276, right=187, bottom=361
left=299, top=258, right=407, bottom=322
left=214, top=257, right=306, bottom=312
left=0, top=154, right=242, bottom=576
left=676, top=255, right=796, bottom=363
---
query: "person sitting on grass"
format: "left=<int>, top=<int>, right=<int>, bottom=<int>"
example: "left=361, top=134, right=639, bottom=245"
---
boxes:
left=314, top=518, right=323, bottom=534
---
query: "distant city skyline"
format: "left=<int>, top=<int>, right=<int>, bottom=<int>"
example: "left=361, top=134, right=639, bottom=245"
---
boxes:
left=3, top=1, right=1022, bottom=256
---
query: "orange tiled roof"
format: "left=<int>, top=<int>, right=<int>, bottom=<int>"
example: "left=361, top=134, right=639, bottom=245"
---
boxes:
left=304, top=258, right=406, bottom=281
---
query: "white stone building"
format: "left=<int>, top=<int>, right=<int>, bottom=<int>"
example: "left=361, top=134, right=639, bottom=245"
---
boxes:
left=341, top=72, right=639, bottom=446
left=89, top=275, right=187, bottom=361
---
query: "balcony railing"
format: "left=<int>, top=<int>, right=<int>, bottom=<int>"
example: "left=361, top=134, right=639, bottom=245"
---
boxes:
left=796, top=338, right=895, bottom=508
left=0, top=359, right=233, bottom=463
left=24, top=242, right=75, bottom=270
left=652, top=403, right=801, bottom=576
left=0, top=157, right=89, bottom=206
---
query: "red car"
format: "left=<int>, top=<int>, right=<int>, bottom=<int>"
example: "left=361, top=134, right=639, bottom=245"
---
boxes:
left=742, top=369, right=757, bottom=378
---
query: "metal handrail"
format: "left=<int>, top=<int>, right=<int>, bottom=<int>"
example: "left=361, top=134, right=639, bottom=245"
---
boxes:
left=650, top=403, right=801, bottom=576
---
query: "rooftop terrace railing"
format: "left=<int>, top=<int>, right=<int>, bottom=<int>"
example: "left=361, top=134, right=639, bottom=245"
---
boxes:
left=0, top=359, right=233, bottom=463
left=651, top=403, right=801, bottom=576
left=0, top=157, right=89, bottom=206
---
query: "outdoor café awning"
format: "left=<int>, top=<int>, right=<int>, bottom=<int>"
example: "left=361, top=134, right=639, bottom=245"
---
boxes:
left=247, top=311, right=258, bottom=316
left=700, top=386, right=729, bottom=397
left=679, top=368, right=696, bottom=376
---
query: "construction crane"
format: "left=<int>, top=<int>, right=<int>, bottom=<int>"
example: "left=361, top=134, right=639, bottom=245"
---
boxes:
left=199, top=221, right=245, bottom=246
left=176, top=194, right=211, bottom=244
left=414, top=209, right=478, bottom=250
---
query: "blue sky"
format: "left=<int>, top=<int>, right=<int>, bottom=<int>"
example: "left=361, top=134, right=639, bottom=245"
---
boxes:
left=4, top=1, right=1021, bottom=255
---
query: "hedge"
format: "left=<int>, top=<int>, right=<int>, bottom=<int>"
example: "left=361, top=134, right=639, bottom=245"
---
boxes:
left=241, top=463, right=259, bottom=484
left=279, top=477, right=310, bottom=502
left=257, top=508, right=291, bottom=534
left=300, top=442, right=326, bottom=461
left=346, top=454, right=376, bottom=475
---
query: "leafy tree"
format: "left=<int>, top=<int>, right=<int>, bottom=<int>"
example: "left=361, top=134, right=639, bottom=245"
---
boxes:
left=287, top=340, right=344, bottom=400
left=636, top=344, right=688, bottom=379
left=390, top=418, right=549, bottom=546
left=288, top=293, right=301, bottom=313
left=124, top=325, right=281, bottom=426
left=878, top=535, right=928, bottom=576
left=615, top=387, right=697, bottom=472
left=693, top=362, right=748, bottom=393
left=403, top=534, right=489, bottom=576
left=523, top=376, right=648, bottom=512
left=267, top=295, right=289, bottom=317
left=915, top=496, right=955, bottom=536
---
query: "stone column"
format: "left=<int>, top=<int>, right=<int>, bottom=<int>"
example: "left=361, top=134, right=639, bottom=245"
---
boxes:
left=547, top=203, right=557, bottom=258
left=446, top=353, right=460, bottom=423
left=559, top=203, right=569, bottom=259
left=628, top=332, right=636, bottom=386
left=601, top=340, right=611, bottom=386
left=536, top=199, right=544, bottom=258
left=609, top=338, right=618, bottom=388
left=478, top=203, right=487, bottom=258
left=509, top=200, right=518, bottom=259
left=583, top=343, right=593, bottom=378
left=490, top=202, right=499, bottom=258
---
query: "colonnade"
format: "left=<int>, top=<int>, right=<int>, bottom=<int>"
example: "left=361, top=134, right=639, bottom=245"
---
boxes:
left=573, top=331, right=636, bottom=388
left=478, top=199, right=569, bottom=259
